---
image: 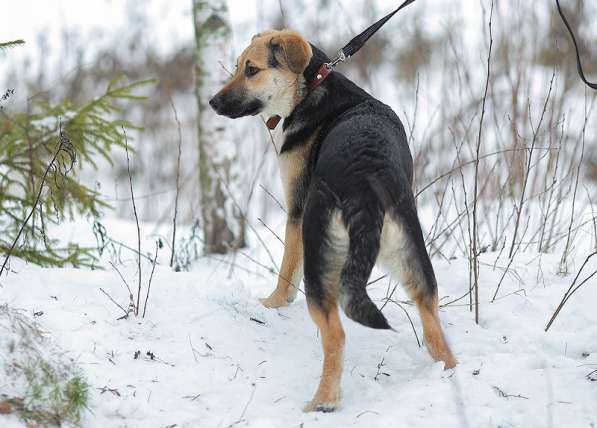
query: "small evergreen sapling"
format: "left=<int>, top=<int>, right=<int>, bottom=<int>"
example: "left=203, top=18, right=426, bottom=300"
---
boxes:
left=0, top=76, right=152, bottom=269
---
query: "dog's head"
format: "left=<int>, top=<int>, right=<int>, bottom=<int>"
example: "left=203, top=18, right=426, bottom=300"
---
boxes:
left=209, top=29, right=313, bottom=119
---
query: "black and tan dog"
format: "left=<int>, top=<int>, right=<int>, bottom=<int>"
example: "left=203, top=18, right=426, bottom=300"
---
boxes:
left=209, top=29, right=456, bottom=412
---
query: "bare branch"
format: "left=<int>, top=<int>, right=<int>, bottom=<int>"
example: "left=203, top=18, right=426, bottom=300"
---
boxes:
left=122, top=127, right=142, bottom=316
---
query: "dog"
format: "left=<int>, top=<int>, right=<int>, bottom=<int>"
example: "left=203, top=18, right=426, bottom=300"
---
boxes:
left=209, top=29, right=456, bottom=412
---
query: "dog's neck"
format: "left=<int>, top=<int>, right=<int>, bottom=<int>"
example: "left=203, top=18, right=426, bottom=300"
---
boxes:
left=265, top=45, right=335, bottom=132
left=278, top=44, right=371, bottom=155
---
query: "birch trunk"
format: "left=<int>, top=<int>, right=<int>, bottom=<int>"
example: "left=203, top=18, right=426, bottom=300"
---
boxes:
left=192, top=0, right=245, bottom=253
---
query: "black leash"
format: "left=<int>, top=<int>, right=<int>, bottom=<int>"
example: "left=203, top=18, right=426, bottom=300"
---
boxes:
left=556, top=0, right=596, bottom=90
left=339, top=0, right=417, bottom=60
left=324, top=0, right=417, bottom=70
left=309, top=0, right=417, bottom=91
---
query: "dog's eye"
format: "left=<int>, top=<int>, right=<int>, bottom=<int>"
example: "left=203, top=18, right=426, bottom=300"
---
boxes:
left=245, top=65, right=260, bottom=77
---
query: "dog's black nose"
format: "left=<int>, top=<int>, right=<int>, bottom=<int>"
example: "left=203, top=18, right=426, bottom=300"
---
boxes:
left=209, top=96, right=221, bottom=112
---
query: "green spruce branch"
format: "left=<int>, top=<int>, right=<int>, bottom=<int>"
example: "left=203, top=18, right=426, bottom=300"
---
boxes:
left=0, top=39, right=25, bottom=51
left=0, top=77, right=153, bottom=270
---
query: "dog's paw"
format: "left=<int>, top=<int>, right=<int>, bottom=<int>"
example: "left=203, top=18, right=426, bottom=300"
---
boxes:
left=443, top=356, right=458, bottom=370
left=259, top=291, right=296, bottom=308
left=303, top=387, right=341, bottom=413
left=258, top=294, right=291, bottom=309
left=303, top=400, right=338, bottom=413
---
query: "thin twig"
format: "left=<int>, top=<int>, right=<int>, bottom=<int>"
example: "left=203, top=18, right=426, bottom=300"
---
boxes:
left=122, top=127, right=142, bottom=316
left=380, top=284, right=421, bottom=348
left=143, top=240, right=160, bottom=318
left=415, top=147, right=556, bottom=198
left=259, top=184, right=286, bottom=213
left=470, top=0, right=493, bottom=325
left=109, top=261, right=134, bottom=304
left=509, top=69, right=556, bottom=258
left=97, top=230, right=154, bottom=263
left=389, top=299, right=421, bottom=348
left=492, top=385, right=529, bottom=400
left=100, top=288, right=129, bottom=318
left=212, top=167, right=279, bottom=271
left=257, top=218, right=284, bottom=246
left=559, top=90, right=591, bottom=274
left=169, top=100, right=183, bottom=268
left=546, top=250, right=597, bottom=331
left=227, top=383, right=256, bottom=427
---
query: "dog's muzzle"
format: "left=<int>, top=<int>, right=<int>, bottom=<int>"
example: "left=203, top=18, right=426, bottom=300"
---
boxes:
left=209, top=90, right=264, bottom=119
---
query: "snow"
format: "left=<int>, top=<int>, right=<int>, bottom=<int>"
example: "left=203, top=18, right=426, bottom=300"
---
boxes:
left=2, top=219, right=597, bottom=427
left=2, top=1, right=597, bottom=426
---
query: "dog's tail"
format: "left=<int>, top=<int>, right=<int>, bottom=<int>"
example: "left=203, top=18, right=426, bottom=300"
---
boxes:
left=337, top=200, right=392, bottom=330
left=339, top=284, right=391, bottom=330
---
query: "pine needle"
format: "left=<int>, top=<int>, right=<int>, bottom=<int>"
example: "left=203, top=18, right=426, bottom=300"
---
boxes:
left=0, top=39, right=25, bottom=51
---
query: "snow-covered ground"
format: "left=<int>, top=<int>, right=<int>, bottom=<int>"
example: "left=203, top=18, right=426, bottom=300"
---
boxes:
left=2, top=0, right=597, bottom=426
left=1, top=218, right=596, bottom=427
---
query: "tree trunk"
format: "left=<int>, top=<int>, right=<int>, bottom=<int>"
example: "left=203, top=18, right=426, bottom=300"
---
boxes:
left=192, top=0, right=245, bottom=254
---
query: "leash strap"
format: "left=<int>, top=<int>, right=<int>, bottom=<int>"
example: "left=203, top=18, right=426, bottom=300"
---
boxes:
left=308, top=0, right=417, bottom=93
left=340, top=0, right=417, bottom=59
left=556, top=0, right=597, bottom=90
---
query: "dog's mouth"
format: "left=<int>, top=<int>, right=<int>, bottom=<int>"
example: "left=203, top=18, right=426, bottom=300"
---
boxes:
left=224, top=99, right=264, bottom=118
left=209, top=92, right=264, bottom=119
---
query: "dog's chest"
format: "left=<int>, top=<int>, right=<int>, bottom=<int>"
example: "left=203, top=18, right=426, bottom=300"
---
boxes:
left=276, top=129, right=314, bottom=215
left=278, top=144, right=307, bottom=208
left=271, top=123, right=287, bottom=154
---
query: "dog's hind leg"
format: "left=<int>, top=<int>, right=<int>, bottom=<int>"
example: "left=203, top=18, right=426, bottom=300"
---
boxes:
left=415, top=291, right=456, bottom=368
left=381, top=203, right=457, bottom=369
left=304, top=300, right=345, bottom=412
left=301, top=184, right=349, bottom=412
left=303, top=181, right=395, bottom=411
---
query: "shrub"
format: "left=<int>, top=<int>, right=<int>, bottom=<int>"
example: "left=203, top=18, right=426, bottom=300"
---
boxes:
left=0, top=77, right=151, bottom=268
left=0, top=305, right=90, bottom=426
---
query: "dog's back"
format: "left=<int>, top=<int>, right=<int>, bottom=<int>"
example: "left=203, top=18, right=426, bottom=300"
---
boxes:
left=315, top=97, right=414, bottom=196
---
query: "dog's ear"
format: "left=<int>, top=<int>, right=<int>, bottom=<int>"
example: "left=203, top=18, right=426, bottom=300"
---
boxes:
left=252, top=30, right=277, bottom=41
left=269, top=31, right=312, bottom=74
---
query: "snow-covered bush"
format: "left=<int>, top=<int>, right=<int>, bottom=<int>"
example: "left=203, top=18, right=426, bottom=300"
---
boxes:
left=0, top=305, right=89, bottom=427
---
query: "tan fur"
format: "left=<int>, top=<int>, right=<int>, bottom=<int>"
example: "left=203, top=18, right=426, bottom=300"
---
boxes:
left=270, top=31, right=313, bottom=73
left=260, top=136, right=316, bottom=308
left=277, top=139, right=311, bottom=210
left=259, top=220, right=303, bottom=308
left=378, top=214, right=420, bottom=297
left=378, top=214, right=456, bottom=369
left=303, top=211, right=347, bottom=412
left=304, top=302, right=345, bottom=412
left=217, top=30, right=313, bottom=119
left=321, top=211, right=349, bottom=304
left=416, top=295, right=457, bottom=368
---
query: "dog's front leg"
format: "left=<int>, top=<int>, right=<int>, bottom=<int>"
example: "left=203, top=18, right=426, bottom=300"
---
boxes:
left=259, top=218, right=303, bottom=308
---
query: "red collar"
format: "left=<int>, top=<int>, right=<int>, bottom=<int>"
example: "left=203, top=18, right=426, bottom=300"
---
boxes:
left=266, top=63, right=332, bottom=130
